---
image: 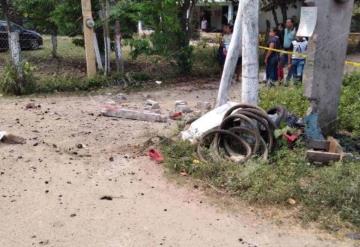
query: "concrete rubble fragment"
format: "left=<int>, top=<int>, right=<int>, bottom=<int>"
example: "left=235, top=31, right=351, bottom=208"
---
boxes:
left=102, top=105, right=167, bottom=123
left=0, top=131, right=26, bottom=144
left=144, top=99, right=160, bottom=110
left=175, top=100, right=192, bottom=113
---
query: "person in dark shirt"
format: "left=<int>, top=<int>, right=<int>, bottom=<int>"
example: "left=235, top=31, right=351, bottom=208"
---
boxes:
left=264, top=28, right=281, bottom=87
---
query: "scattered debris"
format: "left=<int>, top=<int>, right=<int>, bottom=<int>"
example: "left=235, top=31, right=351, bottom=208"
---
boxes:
left=102, top=105, right=167, bottom=123
left=0, top=131, right=26, bottom=144
left=155, top=80, right=162, bottom=85
left=306, top=137, right=345, bottom=164
left=25, top=102, right=40, bottom=110
left=148, top=149, right=164, bottom=163
left=181, top=102, right=238, bottom=143
left=175, top=100, right=193, bottom=113
left=169, top=112, right=182, bottom=121
left=113, top=93, right=128, bottom=102
left=100, top=196, right=113, bottom=201
left=196, top=104, right=275, bottom=163
left=144, top=99, right=160, bottom=110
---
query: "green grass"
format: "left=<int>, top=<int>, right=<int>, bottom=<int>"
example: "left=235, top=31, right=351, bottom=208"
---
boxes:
left=161, top=140, right=360, bottom=231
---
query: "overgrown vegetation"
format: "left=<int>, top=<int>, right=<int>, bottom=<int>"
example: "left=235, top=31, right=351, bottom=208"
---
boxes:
left=259, top=72, right=360, bottom=135
left=161, top=140, right=360, bottom=230
left=161, top=72, right=360, bottom=231
left=0, top=62, right=36, bottom=95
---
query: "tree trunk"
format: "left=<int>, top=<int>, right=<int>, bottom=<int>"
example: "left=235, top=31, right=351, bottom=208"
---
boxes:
left=114, top=20, right=124, bottom=73
left=9, top=32, right=23, bottom=81
left=280, top=4, right=288, bottom=23
left=100, top=0, right=111, bottom=75
left=1, top=0, right=23, bottom=88
left=51, top=32, right=58, bottom=58
left=93, top=33, right=104, bottom=71
left=241, top=0, right=259, bottom=105
left=271, top=6, right=279, bottom=26
left=216, top=2, right=244, bottom=106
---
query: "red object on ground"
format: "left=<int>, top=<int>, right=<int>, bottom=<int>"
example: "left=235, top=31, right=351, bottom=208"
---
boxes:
left=284, top=133, right=300, bottom=144
left=148, top=149, right=164, bottom=163
left=170, top=112, right=182, bottom=120
left=277, top=66, right=284, bottom=81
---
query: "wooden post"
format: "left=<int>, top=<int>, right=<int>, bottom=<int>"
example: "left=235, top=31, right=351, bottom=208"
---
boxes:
left=81, top=0, right=97, bottom=78
left=216, top=1, right=244, bottom=107
left=241, top=0, right=260, bottom=105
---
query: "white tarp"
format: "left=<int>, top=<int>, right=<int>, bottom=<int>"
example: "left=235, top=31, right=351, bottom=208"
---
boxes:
left=297, top=7, right=318, bottom=37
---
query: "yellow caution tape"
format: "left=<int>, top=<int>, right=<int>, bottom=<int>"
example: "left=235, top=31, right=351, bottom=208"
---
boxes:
left=258, top=46, right=360, bottom=68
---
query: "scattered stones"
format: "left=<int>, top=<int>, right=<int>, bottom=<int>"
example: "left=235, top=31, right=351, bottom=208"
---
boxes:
left=175, top=100, right=193, bottom=113
left=114, top=93, right=128, bottom=102
left=25, top=103, right=40, bottom=110
left=70, top=213, right=77, bottom=217
left=144, top=99, right=160, bottom=110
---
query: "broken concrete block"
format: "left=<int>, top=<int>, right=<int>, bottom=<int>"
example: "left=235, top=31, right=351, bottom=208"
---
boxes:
left=102, top=107, right=167, bottom=123
left=196, top=101, right=212, bottom=111
left=114, top=93, right=128, bottom=102
left=175, top=104, right=193, bottom=113
left=175, top=100, right=188, bottom=106
left=144, top=99, right=160, bottom=110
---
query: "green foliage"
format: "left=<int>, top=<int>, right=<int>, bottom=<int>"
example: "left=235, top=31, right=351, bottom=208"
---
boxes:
left=127, top=0, right=194, bottom=74
left=162, top=140, right=360, bottom=229
left=0, top=62, right=36, bottom=95
left=51, top=0, right=82, bottom=36
left=14, top=0, right=58, bottom=34
left=259, top=85, right=309, bottom=116
left=339, top=72, right=360, bottom=136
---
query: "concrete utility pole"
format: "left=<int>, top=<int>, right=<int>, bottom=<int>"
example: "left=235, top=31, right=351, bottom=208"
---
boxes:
left=241, top=0, right=259, bottom=105
left=81, top=0, right=97, bottom=78
left=216, top=1, right=244, bottom=106
left=303, top=0, right=354, bottom=135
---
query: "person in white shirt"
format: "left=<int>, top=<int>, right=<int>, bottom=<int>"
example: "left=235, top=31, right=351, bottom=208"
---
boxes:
left=201, top=17, right=208, bottom=32
left=287, top=36, right=308, bottom=84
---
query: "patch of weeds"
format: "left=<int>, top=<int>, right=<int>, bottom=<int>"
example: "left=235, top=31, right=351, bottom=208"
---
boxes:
left=0, top=62, right=36, bottom=95
left=339, top=72, right=360, bottom=135
left=259, top=85, right=309, bottom=116
left=161, top=140, right=360, bottom=230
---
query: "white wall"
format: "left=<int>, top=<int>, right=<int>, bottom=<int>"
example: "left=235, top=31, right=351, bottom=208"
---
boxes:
left=259, top=3, right=302, bottom=32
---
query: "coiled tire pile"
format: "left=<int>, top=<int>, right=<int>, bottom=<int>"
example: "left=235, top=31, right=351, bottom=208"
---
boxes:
left=197, top=104, right=276, bottom=164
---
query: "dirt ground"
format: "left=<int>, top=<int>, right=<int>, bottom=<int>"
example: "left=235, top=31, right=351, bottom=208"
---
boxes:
left=0, top=82, right=358, bottom=247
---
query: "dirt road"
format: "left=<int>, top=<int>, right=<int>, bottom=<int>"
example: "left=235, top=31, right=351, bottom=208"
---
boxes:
left=0, top=83, right=356, bottom=247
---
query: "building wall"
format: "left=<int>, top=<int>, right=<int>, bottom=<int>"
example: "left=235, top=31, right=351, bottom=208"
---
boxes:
left=194, top=1, right=302, bottom=33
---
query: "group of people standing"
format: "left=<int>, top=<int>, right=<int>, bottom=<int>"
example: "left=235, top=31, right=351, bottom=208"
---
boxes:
left=217, top=18, right=308, bottom=86
left=265, top=18, right=308, bottom=86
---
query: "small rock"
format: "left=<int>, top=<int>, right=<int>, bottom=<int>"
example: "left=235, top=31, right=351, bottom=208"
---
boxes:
left=144, top=100, right=160, bottom=110
left=287, top=198, right=296, bottom=205
left=100, top=196, right=113, bottom=201
left=175, top=100, right=188, bottom=106
left=76, top=144, right=84, bottom=149
left=114, top=93, right=127, bottom=102
left=25, top=103, right=39, bottom=110
left=175, top=104, right=193, bottom=113
left=109, top=157, right=114, bottom=162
